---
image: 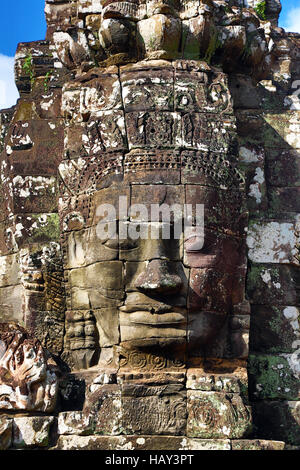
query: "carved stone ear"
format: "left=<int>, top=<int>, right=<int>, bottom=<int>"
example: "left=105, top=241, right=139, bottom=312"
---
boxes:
left=99, top=18, right=137, bottom=58
left=53, top=31, right=92, bottom=70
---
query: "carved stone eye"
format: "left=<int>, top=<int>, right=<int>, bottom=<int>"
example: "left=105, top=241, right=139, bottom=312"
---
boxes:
left=102, top=238, right=119, bottom=250
left=103, top=237, right=138, bottom=251
left=119, top=238, right=139, bottom=251
left=184, top=235, right=205, bottom=253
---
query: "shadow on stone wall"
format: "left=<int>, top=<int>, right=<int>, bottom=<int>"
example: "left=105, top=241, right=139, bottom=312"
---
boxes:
left=230, top=76, right=300, bottom=446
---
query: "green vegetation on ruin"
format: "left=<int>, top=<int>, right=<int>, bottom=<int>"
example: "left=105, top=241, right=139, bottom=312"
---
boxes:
left=23, top=53, right=35, bottom=88
left=254, top=1, right=267, bottom=21
left=203, top=30, right=222, bottom=64
left=44, top=71, right=53, bottom=93
left=248, top=354, right=299, bottom=400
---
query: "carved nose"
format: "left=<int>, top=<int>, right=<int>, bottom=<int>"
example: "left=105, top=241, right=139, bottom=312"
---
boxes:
left=134, top=260, right=182, bottom=294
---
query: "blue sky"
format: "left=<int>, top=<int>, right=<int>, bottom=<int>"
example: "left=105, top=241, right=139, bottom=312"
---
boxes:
left=0, top=0, right=300, bottom=108
left=280, top=0, right=300, bottom=31
left=0, top=0, right=46, bottom=108
left=0, top=1, right=46, bottom=57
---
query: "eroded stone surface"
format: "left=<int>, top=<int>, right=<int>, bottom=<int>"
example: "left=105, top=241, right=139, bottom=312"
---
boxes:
left=0, top=416, right=12, bottom=450
left=58, top=411, right=94, bottom=436
left=231, top=439, right=285, bottom=450
left=53, top=434, right=234, bottom=450
left=187, top=390, right=252, bottom=439
left=13, top=416, right=55, bottom=448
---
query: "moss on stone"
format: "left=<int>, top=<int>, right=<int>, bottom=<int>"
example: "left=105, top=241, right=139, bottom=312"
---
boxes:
left=29, top=213, right=60, bottom=244
left=13, top=101, right=38, bottom=121
left=254, top=1, right=267, bottom=21
left=246, top=264, right=264, bottom=293
left=248, top=354, right=299, bottom=400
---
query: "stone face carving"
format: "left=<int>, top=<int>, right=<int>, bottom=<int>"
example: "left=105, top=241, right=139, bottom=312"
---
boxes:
left=59, top=60, right=248, bottom=371
left=0, top=0, right=298, bottom=450
left=0, top=323, right=58, bottom=411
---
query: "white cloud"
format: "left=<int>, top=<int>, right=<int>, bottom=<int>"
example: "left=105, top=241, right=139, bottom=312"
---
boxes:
left=281, top=7, right=300, bottom=33
left=0, top=54, right=19, bottom=110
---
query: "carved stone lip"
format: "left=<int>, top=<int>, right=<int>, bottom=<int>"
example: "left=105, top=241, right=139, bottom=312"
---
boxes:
left=127, top=311, right=186, bottom=325
left=120, top=303, right=186, bottom=313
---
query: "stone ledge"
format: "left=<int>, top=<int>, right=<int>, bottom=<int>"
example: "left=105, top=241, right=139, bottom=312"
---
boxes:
left=51, top=435, right=285, bottom=451
left=231, top=439, right=285, bottom=450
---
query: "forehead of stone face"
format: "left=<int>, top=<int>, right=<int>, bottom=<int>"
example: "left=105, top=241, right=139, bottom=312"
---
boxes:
left=87, top=178, right=245, bottom=230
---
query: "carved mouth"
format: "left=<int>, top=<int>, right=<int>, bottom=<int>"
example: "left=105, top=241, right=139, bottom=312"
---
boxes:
left=120, top=303, right=187, bottom=326
left=120, top=303, right=185, bottom=313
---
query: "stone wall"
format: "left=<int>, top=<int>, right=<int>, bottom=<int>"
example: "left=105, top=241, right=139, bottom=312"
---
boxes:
left=244, top=32, right=300, bottom=447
